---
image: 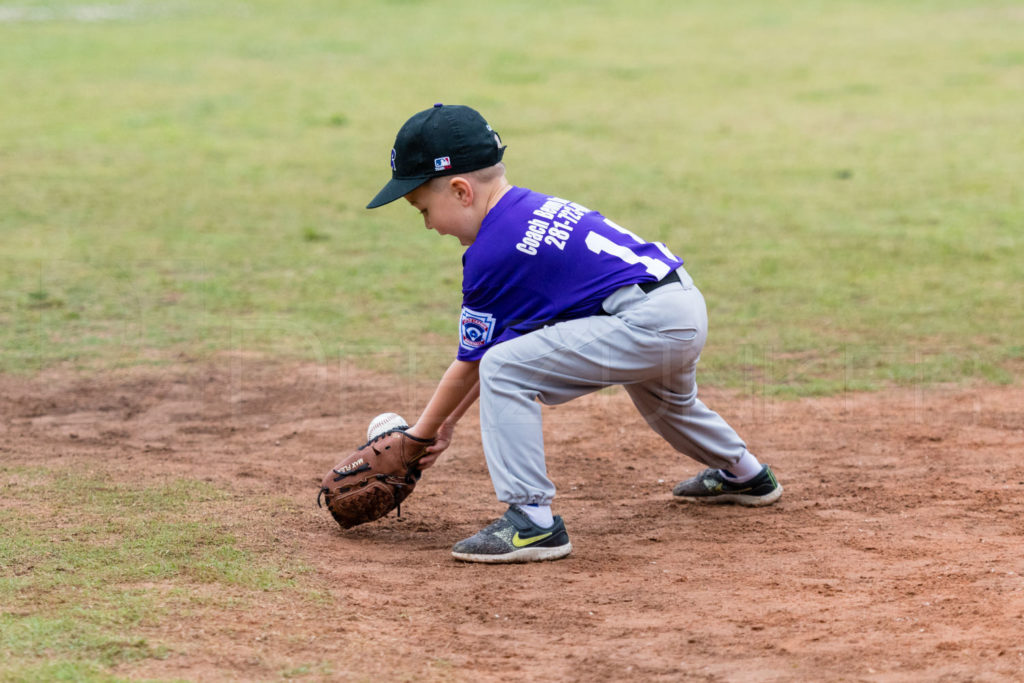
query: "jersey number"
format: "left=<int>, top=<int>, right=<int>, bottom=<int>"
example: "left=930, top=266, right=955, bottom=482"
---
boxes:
left=585, top=219, right=678, bottom=280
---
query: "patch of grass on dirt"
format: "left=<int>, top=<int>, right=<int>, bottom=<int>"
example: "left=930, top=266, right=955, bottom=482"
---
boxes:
left=0, top=466, right=309, bottom=680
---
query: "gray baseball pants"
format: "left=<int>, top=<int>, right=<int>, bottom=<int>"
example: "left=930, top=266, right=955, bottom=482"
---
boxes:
left=477, top=266, right=752, bottom=506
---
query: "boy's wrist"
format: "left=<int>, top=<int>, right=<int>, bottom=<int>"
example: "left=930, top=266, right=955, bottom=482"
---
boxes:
left=404, top=424, right=434, bottom=440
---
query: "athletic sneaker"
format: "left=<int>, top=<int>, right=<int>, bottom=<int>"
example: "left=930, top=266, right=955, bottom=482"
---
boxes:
left=451, top=505, right=572, bottom=564
left=672, top=465, right=783, bottom=506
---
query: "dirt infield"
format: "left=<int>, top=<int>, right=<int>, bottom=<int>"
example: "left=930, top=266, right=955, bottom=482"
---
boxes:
left=2, top=358, right=1023, bottom=681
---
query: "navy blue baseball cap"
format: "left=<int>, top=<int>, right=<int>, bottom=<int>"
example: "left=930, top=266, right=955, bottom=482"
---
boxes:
left=366, top=104, right=506, bottom=209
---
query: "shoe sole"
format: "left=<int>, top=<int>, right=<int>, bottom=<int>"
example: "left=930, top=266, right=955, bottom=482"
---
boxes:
left=451, top=542, right=573, bottom=564
left=673, top=483, right=783, bottom=507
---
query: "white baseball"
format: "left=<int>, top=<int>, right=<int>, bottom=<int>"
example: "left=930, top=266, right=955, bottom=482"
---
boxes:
left=366, top=412, right=408, bottom=441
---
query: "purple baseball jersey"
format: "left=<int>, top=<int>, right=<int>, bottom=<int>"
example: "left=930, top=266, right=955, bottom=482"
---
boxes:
left=457, top=186, right=684, bottom=361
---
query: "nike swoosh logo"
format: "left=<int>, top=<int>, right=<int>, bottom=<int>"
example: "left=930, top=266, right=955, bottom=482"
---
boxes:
left=512, top=531, right=553, bottom=548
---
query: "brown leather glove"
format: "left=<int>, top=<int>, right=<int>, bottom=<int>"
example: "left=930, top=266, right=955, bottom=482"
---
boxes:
left=317, top=429, right=435, bottom=529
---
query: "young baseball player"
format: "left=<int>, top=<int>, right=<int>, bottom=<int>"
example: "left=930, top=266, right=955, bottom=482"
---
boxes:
left=366, top=104, right=782, bottom=563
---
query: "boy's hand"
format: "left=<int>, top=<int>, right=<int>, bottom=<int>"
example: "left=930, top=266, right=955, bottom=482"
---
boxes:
left=420, top=421, right=455, bottom=468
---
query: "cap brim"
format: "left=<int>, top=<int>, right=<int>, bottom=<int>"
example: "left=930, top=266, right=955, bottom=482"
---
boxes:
left=366, top=176, right=431, bottom=209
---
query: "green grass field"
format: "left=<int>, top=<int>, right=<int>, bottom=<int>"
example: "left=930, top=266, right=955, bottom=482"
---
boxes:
left=2, top=0, right=1022, bottom=391
left=1, top=2, right=1022, bottom=677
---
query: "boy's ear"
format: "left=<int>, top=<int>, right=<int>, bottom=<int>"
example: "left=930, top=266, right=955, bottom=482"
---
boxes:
left=448, top=176, right=474, bottom=206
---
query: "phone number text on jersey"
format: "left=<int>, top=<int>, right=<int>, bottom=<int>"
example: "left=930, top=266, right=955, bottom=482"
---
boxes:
left=515, top=196, right=589, bottom=256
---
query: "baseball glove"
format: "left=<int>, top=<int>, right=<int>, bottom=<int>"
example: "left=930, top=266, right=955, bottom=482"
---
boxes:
left=317, top=429, right=435, bottom=529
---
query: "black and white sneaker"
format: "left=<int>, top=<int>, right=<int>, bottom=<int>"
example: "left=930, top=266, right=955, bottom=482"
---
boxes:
left=451, top=506, right=572, bottom=564
left=672, top=465, right=783, bottom=507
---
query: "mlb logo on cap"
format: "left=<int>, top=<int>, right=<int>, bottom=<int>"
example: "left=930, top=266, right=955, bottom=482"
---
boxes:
left=434, top=156, right=452, bottom=171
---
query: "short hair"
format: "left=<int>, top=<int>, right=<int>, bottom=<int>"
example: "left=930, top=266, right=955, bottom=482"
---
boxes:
left=426, top=163, right=506, bottom=191
left=466, top=162, right=506, bottom=183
